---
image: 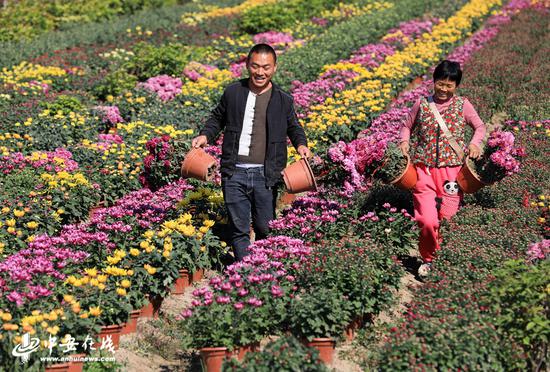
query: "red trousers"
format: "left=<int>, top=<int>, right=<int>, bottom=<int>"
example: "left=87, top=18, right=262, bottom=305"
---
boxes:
left=413, top=165, right=462, bottom=262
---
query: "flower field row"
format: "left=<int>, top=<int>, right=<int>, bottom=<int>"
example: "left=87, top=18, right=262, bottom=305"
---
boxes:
left=178, top=205, right=411, bottom=353
left=0, top=0, right=183, bottom=43
left=302, top=0, right=501, bottom=143
left=181, top=0, right=280, bottom=26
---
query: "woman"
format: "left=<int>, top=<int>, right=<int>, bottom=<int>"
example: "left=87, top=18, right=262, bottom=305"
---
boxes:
left=399, top=60, right=486, bottom=276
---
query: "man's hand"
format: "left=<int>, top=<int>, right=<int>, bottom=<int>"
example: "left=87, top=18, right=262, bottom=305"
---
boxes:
left=399, top=141, right=410, bottom=156
left=192, top=135, right=208, bottom=148
left=297, top=145, right=312, bottom=159
left=468, top=144, right=481, bottom=159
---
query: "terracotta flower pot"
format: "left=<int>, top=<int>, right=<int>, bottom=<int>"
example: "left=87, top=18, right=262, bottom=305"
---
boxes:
left=229, top=342, right=260, bottom=361
left=390, top=155, right=417, bottom=190
left=181, top=148, right=217, bottom=181
left=306, top=337, right=336, bottom=365
left=172, top=269, right=191, bottom=295
left=67, top=353, right=86, bottom=372
left=200, top=347, right=228, bottom=372
left=140, top=295, right=163, bottom=319
left=457, top=160, right=487, bottom=194
left=121, top=310, right=141, bottom=335
left=282, top=158, right=317, bottom=194
left=45, top=362, right=71, bottom=372
left=140, top=301, right=153, bottom=319
left=191, top=268, right=204, bottom=283
left=45, top=353, right=85, bottom=372
left=97, top=324, right=123, bottom=350
left=278, top=191, right=297, bottom=206
left=44, top=362, right=71, bottom=372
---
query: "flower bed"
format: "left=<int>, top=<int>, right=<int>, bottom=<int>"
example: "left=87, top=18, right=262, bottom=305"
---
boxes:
left=0, top=180, right=225, bottom=369
left=178, top=234, right=404, bottom=355
left=0, top=149, right=101, bottom=253
left=459, top=5, right=550, bottom=121
left=179, top=236, right=312, bottom=350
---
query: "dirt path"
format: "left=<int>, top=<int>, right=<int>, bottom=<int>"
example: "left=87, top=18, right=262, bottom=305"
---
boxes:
left=114, top=273, right=211, bottom=371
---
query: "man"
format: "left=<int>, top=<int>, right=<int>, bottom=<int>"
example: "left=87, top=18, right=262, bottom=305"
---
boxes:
left=191, top=43, right=311, bottom=261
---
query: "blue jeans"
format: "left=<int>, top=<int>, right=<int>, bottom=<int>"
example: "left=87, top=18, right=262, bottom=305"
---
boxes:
left=222, top=167, right=278, bottom=261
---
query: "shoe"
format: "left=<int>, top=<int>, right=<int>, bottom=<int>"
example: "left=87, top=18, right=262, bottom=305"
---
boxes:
left=418, top=263, right=432, bottom=277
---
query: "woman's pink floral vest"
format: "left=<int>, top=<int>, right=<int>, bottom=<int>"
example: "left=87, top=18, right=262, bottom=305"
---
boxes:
left=411, top=96, right=466, bottom=167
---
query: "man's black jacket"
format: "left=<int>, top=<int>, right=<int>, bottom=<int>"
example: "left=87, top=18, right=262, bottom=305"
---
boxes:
left=199, top=78, right=308, bottom=187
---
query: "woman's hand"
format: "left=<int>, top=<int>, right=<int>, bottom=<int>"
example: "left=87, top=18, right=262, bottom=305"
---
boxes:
left=399, top=141, right=410, bottom=156
left=468, top=144, right=481, bottom=159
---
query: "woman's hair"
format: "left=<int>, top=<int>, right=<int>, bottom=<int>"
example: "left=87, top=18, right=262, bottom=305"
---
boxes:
left=433, top=60, right=462, bottom=86
left=247, top=43, right=277, bottom=64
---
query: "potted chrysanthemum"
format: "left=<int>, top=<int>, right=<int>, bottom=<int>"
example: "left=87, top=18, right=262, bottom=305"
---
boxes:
left=288, top=287, right=353, bottom=365
left=458, top=130, right=525, bottom=193
left=369, top=141, right=417, bottom=190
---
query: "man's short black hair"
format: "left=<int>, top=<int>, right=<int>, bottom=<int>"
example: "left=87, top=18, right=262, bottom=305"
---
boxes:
left=247, top=44, right=277, bottom=64
left=433, top=60, right=462, bottom=86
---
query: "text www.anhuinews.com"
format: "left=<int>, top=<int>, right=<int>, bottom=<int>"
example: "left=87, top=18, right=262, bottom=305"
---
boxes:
left=40, top=356, right=116, bottom=363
